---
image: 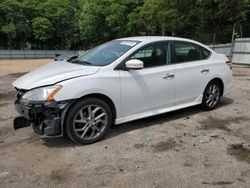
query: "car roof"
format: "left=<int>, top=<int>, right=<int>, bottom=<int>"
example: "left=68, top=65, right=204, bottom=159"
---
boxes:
left=117, top=36, right=195, bottom=43
left=116, top=36, right=211, bottom=51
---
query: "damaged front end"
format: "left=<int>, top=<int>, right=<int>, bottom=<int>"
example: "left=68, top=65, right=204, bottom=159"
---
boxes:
left=13, top=88, right=72, bottom=138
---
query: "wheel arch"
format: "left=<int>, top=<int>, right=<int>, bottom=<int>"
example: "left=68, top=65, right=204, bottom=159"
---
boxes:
left=61, top=92, right=118, bottom=137
left=74, top=93, right=117, bottom=121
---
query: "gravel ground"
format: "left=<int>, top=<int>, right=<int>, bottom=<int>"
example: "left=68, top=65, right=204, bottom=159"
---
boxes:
left=0, top=60, right=250, bottom=188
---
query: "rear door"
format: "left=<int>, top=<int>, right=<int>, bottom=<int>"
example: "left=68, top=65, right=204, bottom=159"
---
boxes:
left=173, top=41, right=212, bottom=105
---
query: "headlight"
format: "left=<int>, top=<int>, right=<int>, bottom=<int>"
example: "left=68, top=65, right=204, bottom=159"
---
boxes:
left=21, top=85, right=62, bottom=102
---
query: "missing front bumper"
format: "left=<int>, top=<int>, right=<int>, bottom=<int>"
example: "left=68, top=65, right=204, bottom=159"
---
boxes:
left=13, top=116, right=30, bottom=130
left=13, top=100, right=70, bottom=138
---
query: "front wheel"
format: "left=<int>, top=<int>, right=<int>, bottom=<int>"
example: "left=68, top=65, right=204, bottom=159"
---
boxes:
left=65, top=98, right=112, bottom=144
left=201, top=81, right=221, bottom=110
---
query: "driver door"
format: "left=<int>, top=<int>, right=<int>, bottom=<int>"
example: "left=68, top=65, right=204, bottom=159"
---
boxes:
left=119, top=42, right=176, bottom=119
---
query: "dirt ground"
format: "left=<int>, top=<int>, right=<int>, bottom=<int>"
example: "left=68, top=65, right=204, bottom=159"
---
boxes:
left=0, top=59, right=250, bottom=188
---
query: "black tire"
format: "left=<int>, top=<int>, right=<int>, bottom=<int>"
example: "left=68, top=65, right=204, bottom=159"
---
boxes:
left=65, top=98, right=112, bottom=144
left=201, top=80, right=221, bottom=111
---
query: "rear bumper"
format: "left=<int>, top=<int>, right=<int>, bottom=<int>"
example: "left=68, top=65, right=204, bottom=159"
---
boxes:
left=13, top=100, right=71, bottom=138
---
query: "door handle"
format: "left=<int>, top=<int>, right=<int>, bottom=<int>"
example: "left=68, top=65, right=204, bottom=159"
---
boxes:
left=163, top=73, right=175, bottom=79
left=201, top=69, right=209, bottom=74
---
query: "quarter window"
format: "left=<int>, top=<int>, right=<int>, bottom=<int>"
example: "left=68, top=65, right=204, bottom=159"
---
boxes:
left=130, top=42, right=172, bottom=68
left=199, top=46, right=211, bottom=59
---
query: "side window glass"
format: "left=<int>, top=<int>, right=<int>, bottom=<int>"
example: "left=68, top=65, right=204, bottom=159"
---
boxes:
left=174, top=42, right=202, bottom=63
left=198, top=46, right=211, bottom=59
left=131, top=46, right=154, bottom=59
left=130, top=42, right=172, bottom=68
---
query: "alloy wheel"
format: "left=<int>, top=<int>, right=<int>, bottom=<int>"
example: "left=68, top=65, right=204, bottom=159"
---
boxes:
left=73, top=105, right=108, bottom=140
left=205, top=84, right=220, bottom=108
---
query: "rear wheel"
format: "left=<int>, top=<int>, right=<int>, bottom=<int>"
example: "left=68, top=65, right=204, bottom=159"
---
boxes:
left=201, top=81, right=221, bottom=110
left=65, top=98, right=112, bottom=144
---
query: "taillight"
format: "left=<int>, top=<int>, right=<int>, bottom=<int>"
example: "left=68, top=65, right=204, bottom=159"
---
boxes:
left=226, top=61, right=232, bottom=70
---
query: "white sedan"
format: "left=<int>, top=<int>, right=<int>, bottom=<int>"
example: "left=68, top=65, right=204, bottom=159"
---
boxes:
left=13, top=36, right=233, bottom=144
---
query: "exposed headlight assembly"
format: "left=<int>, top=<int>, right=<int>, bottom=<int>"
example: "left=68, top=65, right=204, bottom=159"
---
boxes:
left=21, top=85, right=62, bottom=102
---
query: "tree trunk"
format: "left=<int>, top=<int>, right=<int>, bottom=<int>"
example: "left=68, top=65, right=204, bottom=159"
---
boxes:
left=212, top=30, right=217, bottom=45
left=161, top=24, right=166, bottom=36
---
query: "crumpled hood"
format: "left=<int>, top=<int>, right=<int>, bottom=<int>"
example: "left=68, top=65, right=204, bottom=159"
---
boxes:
left=12, top=60, right=100, bottom=90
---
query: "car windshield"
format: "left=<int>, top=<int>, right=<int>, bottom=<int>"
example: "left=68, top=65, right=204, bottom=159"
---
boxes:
left=72, top=40, right=140, bottom=66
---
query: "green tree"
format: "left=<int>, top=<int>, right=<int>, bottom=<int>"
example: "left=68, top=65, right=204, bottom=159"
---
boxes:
left=38, top=0, right=81, bottom=49
left=32, top=17, right=52, bottom=44
left=106, top=1, right=128, bottom=38
left=174, top=0, right=202, bottom=39
left=78, top=0, right=111, bottom=47
left=2, top=23, right=16, bottom=49
left=140, top=0, right=177, bottom=36
left=0, top=0, right=249, bottom=49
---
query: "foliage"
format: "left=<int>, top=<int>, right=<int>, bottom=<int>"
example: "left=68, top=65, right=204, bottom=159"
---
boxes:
left=0, top=0, right=249, bottom=49
left=32, top=17, right=52, bottom=42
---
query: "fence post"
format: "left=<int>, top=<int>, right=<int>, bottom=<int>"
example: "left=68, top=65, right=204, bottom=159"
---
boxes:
left=229, top=23, right=236, bottom=62
left=9, top=49, right=12, bottom=59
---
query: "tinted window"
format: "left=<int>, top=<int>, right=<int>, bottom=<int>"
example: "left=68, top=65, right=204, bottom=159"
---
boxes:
left=198, top=45, right=211, bottom=59
left=174, top=41, right=210, bottom=63
left=132, top=46, right=154, bottom=58
left=130, top=42, right=172, bottom=68
left=74, top=40, right=139, bottom=66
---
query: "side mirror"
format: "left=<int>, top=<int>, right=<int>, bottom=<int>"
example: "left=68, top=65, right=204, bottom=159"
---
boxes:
left=67, top=55, right=79, bottom=62
left=125, top=59, right=144, bottom=70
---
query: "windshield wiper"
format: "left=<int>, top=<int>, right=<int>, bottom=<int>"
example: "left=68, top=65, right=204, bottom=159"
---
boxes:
left=70, top=59, right=93, bottom=66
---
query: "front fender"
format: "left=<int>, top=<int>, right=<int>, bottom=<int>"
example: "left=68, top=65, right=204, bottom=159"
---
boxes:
left=53, top=73, right=122, bottom=120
